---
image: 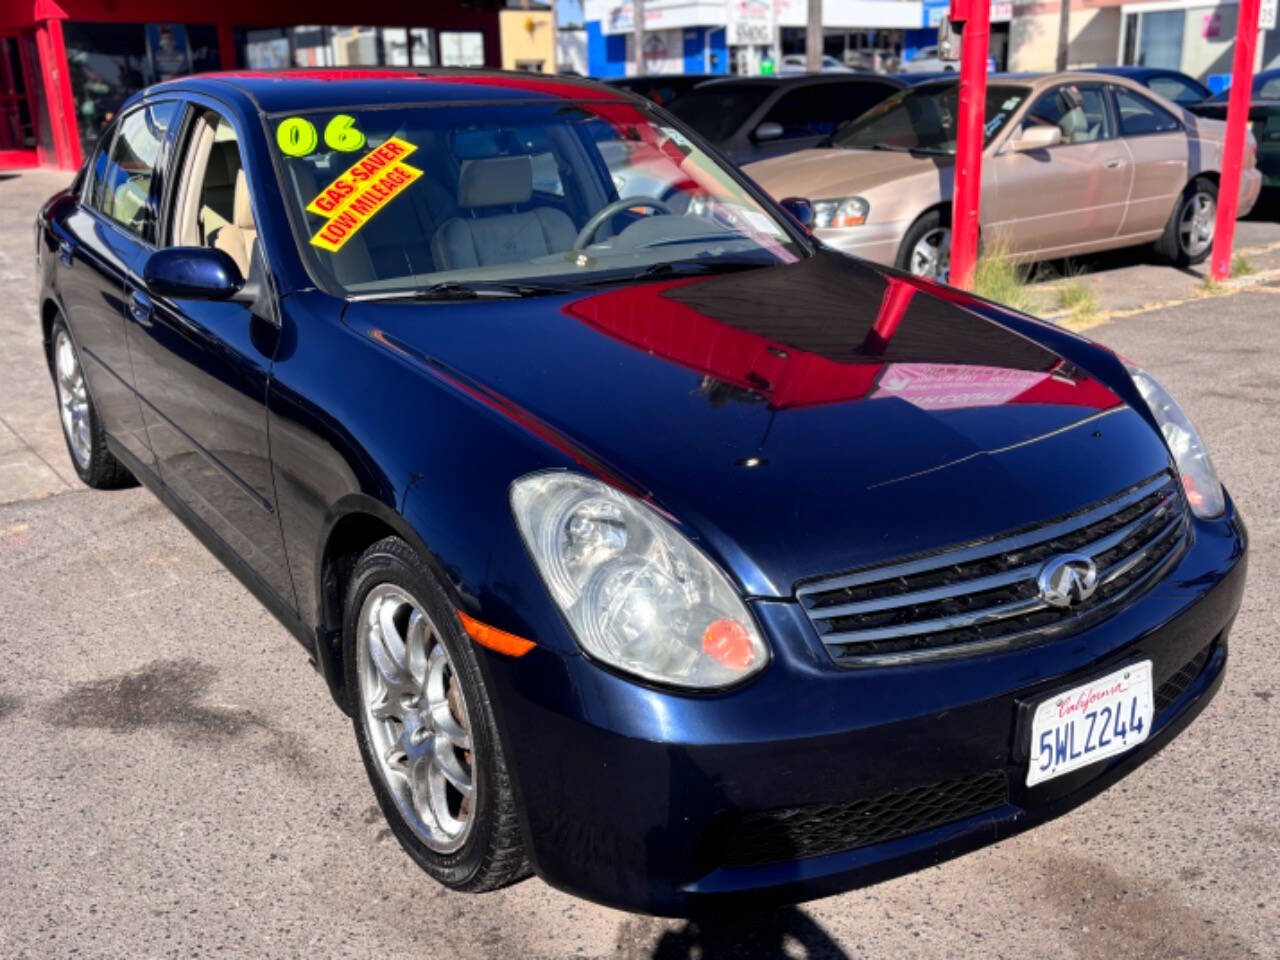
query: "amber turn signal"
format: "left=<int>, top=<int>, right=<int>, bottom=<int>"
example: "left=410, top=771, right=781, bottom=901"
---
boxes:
left=457, top=610, right=536, bottom=657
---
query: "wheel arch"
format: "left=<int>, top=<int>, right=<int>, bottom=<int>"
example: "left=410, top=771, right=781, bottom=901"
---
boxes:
left=896, top=202, right=954, bottom=271
left=312, top=493, right=459, bottom=714
left=40, top=296, right=62, bottom=376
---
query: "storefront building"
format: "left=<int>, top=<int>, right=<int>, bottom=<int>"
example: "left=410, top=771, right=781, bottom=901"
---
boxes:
left=582, top=0, right=926, bottom=77
left=0, top=0, right=503, bottom=170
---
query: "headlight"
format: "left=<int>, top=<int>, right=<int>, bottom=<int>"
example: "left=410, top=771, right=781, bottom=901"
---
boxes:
left=510, top=472, right=769, bottom=688
left=812, top=196, right=869, bottom=229
left=1124, top=363, right=1225, bottom=518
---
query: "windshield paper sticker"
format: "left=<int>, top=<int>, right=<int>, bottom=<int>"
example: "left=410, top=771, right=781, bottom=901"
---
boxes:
left=308, top=137, right=422, bottom=253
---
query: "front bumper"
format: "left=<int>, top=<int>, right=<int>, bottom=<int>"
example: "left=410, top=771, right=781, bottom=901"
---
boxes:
left=813, top=221, right=909, bottom=266
left=481, top=504, right=1246, bottom=916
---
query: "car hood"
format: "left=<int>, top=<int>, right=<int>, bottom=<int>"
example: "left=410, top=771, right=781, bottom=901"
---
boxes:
left=744, top=147, right=948, bottom=202
left=343, top=251, right=1171, bottom=597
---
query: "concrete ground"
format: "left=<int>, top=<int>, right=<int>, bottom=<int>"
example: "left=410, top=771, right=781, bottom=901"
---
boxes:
left=1, top=170, right=1277, bottom=959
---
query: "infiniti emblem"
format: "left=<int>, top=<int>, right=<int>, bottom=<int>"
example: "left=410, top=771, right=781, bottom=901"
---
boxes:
left=1037, top=553, right=1099, bottom=608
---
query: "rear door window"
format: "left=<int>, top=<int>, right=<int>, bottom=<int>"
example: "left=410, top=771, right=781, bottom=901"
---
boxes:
left=763, top=86, right=875, bottom=140
left=668, top=84, right=773, bottom=143
left=96, top=101, right=181, bottom=239
left=1113, top=87, right=1182, bottom=136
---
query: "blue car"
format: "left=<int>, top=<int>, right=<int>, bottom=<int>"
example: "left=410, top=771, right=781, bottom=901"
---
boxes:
left=36, top=68, right=1246, bottom=915
left=1091, top=66, right=1212, bottom=106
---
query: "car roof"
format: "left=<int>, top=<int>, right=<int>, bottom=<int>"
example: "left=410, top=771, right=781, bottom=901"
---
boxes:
left=1091, top=65, right=1175, bottom=79
left=900, top=71, right=1154, bottom=93
left=694, top=73, right=906, bottom=91
left=138, top=67, right=634, bottom=115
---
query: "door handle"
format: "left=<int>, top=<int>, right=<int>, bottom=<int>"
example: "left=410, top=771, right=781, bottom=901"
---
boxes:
left=128, top=288, right=154, bottom=328
left=1104, top=158, right=1127, bottom=169
left=58, top=241, right=73, bottom=266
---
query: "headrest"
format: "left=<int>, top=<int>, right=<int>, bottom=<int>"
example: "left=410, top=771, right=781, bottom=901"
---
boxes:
left=457, top=155, right=532, bottom=208
left=232, top=169, right=254, bottom=229
left=206, top=139, right=239, bottom=188
left=1059, top=107, right=1087, bottom=137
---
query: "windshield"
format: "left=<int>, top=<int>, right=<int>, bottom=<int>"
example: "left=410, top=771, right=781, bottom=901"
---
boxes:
left=667, top=84, right=774, bottom=143
left=832, top=82, right=1029, bottom=154
left=271, top=100, right=801, bottom=297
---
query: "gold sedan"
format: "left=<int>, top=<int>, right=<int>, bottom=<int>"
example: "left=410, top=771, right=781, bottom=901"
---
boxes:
left=744, top=72, right=1262, bottom=282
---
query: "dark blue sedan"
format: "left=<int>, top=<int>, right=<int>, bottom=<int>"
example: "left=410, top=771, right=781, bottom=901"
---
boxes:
left=1091, top=66, right=1212, bottom=106
left=36, top=68, right=1246, bottom=915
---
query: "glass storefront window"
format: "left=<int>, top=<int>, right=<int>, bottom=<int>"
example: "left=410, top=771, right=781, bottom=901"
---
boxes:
left=1136, top=10, right=1184, bottom=70
left=242, top=28, right=290, bottom=69
left=410, top=28, right=434, bottom=66
left=440, top=31, right=484, bottom=67
left=329, top=27, right=379, bottom=66
left=291, top=25, right=331, bottom=67
left=64, top=22, right=155, bottom=152
left=383, top=27, right=410, bottom=65
left=238, top=25, right=439, bottom=73
left=64, top=22, right=220, bottom=155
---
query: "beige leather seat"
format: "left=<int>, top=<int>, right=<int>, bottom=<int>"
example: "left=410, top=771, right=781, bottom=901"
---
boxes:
left=431, top=155, right=575, bottom=270
left=211, top=170, right=257, bottom=277
left=199, top=139, right=240, bottom=243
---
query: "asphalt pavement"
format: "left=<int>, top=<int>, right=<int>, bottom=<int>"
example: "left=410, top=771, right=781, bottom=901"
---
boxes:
left=1, top=170, right=1277, bottom=959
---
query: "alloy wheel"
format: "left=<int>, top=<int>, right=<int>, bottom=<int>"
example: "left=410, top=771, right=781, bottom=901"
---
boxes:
left=357, top=584, right=475, bottom=853
left=909, top=227, right=951, bottom=282
left=54, top=329, right=91, bottom=469
left=1180, top=191, right=1216, bottom=258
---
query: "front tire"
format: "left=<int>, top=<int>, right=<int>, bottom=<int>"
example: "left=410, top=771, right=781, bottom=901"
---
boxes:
left=50, top=316, right=134, bottom=489
left=896, top=209, right=951, bottom=282
left=1156, top=176, right=1218, bottom=266
left=343, top=536, right=529, bottom=892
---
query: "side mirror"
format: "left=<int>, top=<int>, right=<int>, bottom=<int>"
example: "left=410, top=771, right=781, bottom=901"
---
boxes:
left=778, top=196, right=814, bottom=228
left=753, top=121, right=784, bottom=142
left=1008, top=125, right=1062, bottom=153
left=142, top=246, right=247, bottom=301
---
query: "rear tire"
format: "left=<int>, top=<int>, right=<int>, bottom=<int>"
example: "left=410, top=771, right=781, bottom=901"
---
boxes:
left=1155, top=176, right=1218, bottom=267
left=343, top=536, right=530, bottom=893
left=49, top=316, right=135, bottom=489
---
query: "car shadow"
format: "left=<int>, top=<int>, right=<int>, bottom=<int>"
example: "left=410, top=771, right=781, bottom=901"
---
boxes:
left=649, top=907, right=851, bottom=960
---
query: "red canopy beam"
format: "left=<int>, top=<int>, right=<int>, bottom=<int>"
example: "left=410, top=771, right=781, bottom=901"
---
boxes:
left=1209, top=0, right=1261, bottom=282
left=948, top=0, right=990, bottom=291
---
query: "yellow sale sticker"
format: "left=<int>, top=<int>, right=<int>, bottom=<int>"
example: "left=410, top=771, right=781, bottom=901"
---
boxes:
left=309, top=160, right=424, bottom=252
left=307, top=136, right=419, bottom=218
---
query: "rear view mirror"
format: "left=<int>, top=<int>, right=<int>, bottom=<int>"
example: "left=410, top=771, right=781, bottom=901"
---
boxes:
left=779, top=196, right=814, bottom=228
left=143, top=247, right=246, bottom=301
left=753, top=122, right=784, bottom=142
left=1009, top=125, right=1062, bottom=152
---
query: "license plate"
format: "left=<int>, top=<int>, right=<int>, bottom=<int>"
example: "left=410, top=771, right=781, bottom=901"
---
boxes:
left=1026, top=661, right=1154, bottom=787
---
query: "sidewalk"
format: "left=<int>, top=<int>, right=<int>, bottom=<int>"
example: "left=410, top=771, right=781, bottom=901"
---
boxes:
left=1024, top=203, right=1280, bottom=331
left=0, top=170, right=80, bottom=506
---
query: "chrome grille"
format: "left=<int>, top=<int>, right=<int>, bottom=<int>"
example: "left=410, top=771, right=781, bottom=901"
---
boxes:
left=799, top=471, right=1190, bottom=666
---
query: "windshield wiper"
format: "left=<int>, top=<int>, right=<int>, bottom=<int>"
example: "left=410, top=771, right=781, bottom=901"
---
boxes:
left=349, top=280, right=568, bottom=302
left=581, top=258, right=767, bottom=286
left=865, top=142, right=952, bottom=156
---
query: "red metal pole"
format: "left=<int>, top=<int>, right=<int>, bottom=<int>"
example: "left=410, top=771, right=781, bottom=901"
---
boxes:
left=949, top=0, right=990, bottom=290
left=34, top=18, right=79, bottom=171
left=1209, top=0, right=1260, bottom=282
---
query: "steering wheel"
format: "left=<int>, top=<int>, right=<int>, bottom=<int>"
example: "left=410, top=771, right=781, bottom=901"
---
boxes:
left=573, top=196, right=674, bottom=250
